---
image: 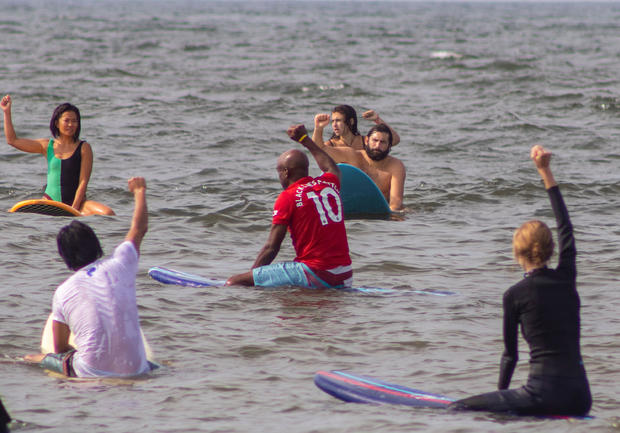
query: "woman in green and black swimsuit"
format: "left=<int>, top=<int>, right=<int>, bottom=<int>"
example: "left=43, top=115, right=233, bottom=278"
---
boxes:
left=1, top=94, right=114, bottom=216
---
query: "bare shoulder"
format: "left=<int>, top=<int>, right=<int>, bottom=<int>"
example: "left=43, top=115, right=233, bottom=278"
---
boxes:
left=351, top=135, right=364, bottom=150
left=327, top=146, right=360, bottom=164
left=386, top=156, right=406, bottom=176
left=80, top=140, right=93, bottom=155
left=347, top=148, right=368, bottom=165
left=36, top=138, right=52, bottom=152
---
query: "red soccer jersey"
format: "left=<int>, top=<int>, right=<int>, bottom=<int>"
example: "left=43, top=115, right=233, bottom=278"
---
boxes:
left=272, top=172, right=351, bottom=271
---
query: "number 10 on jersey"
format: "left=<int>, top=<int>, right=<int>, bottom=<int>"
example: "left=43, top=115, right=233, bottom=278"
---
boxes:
left=307, top=188, right=343, bottom=225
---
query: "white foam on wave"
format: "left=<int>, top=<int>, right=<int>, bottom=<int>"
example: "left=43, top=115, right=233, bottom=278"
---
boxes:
left=430, top=50, right=463, bottom=60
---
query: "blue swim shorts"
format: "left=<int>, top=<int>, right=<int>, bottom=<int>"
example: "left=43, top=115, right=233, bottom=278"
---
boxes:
left=40, top=350, right=77, bottom=377
left=253, top=262, right=342, bottom=288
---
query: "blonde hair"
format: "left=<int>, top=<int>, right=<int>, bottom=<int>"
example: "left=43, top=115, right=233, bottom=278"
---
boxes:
left=512, top=220, right=554, bottom=268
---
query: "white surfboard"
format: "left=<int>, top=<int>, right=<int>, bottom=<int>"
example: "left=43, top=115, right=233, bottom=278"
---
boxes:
left=40, top=313, right=154, bottom=361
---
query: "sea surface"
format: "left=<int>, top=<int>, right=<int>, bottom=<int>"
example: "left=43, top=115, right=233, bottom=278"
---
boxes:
left=0, top=1, right=619, bottom=432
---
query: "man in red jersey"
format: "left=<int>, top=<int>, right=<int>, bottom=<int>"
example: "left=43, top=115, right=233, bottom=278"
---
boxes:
left=226, top=124, right=353, bottom=288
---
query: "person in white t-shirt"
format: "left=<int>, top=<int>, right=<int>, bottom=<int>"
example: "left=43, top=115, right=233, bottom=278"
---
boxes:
left=25, top=177, right=151, bottom=377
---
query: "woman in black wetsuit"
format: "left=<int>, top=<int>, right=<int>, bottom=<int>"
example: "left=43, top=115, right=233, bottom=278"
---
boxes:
left=450, top=145, right=591, bottom=416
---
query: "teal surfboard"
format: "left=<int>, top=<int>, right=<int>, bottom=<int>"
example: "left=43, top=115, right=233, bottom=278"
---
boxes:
left=338, top=163, right=391, bottom=217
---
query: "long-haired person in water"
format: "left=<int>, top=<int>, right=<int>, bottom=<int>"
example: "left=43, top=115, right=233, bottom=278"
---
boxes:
left=450, top=145, right=591, bottom=416
left=312, top=104, right=400, bottom=150
left=1, top=94, right=114, bottom=215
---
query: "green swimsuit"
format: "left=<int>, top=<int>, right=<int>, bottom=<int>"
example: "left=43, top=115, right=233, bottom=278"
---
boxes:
left=44, top=139, right=83, bottom=205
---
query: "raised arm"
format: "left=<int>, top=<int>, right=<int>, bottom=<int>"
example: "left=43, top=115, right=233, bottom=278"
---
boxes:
left=288, top=124, right=341, bottom=179
left=530, top=144, right=557, bottom=189
left=125, top=177, right=148, bottom=254
left=1, top=95, right=48, bottom=154
left=362, top=110, right=401, bottom=146
left=312, top=113, right=330, bottom=147
left=531, top=145, right=575, bottom=277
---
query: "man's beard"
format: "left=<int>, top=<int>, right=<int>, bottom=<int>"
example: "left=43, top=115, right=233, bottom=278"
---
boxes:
left=364, top=144, right=390, bottom=161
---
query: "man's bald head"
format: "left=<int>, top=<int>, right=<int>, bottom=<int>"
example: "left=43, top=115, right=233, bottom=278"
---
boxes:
left=277, top=149, right=309, bottom=189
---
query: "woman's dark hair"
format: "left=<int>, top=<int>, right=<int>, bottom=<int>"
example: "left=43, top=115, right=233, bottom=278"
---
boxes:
left=57, top=220, right=103, bottom=271
left=50, top=103, right=81, bottom=142
left=330, top=104, right=360, bottom=138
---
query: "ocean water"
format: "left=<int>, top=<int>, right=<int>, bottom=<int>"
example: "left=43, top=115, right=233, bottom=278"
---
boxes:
left=0, top=1, right=619, bottom=432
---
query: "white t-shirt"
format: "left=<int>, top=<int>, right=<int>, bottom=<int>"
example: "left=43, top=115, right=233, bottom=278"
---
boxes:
left=52, top=241, right=149, bottom=377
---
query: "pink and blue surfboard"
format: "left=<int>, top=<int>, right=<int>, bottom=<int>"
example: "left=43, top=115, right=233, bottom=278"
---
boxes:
left=314, top=370, right=454, bottom=408
left=314, top=370, right=593, bottom=419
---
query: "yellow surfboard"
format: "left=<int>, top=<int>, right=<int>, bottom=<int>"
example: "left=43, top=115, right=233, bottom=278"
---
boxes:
left=9, top=199, right=81, bottom=217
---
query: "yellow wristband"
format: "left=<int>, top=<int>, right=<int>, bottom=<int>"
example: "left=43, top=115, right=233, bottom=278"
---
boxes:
left=297, top=134, right=307, bottom=143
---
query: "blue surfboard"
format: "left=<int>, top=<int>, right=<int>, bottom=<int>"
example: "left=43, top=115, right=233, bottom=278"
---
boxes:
left=314, top=370, right=593, bottom=419
left=148, top=267, right=225, bottom=287
left=338, top=163, right=391, bottom=217
left=148, top=267, right=455, bottom=297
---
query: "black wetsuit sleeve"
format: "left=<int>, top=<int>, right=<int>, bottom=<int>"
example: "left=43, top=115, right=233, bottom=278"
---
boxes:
left=0, top=397, right=10, bottom=426
left=498, top=291, right=518, bottom=389
left=547, top=185, right=576, bottom=278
